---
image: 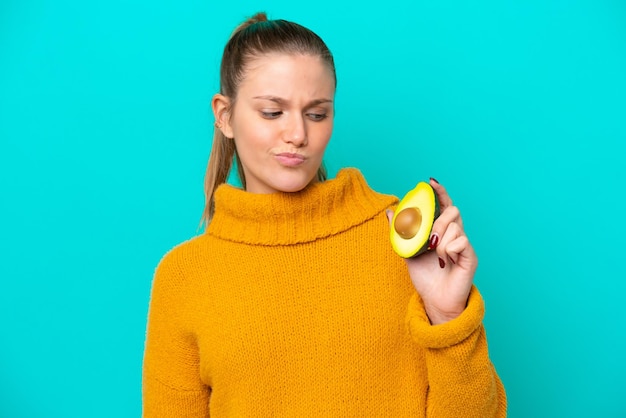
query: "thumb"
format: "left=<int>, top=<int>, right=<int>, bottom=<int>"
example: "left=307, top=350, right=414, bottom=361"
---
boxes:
left=385, top=209, right=394, bottom=225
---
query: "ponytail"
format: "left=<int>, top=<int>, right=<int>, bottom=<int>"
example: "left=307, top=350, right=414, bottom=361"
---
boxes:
left=200, top=130, right=236, bottom=227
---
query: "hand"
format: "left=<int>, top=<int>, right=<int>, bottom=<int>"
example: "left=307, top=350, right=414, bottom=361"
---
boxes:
left=387, top=178, right=477, bottom=325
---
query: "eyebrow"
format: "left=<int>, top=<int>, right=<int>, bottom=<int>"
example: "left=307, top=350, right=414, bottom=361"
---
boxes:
left=252, top=95, right=333, bottom=106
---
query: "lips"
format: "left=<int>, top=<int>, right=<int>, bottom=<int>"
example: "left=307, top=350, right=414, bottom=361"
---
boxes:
left=275, top=152, right=306, bottom=167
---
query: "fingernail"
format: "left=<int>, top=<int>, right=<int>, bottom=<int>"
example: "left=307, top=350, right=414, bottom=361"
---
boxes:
left=439, top=257, right=445, bottom=268
left=386, top=209, right=392, bottom=218
left=429, top=233, right=439, bottom=250
left=430, top=177, right=439, bottom=184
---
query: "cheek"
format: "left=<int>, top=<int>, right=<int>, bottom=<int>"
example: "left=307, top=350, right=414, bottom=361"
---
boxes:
left=312, top=123, right=333, bottom=149
left=234, top=121, right=271, bottom=148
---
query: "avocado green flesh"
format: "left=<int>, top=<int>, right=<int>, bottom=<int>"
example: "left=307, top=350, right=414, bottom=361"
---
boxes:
left=390, top=182, right=440, bottom=258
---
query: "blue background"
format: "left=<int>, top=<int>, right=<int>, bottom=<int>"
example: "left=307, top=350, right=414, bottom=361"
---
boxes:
left=1, top=0, right=625, bottom=416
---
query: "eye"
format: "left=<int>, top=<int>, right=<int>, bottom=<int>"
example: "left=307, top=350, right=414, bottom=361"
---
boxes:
left=261, top=111, right=282, bottom=119
left=306, top=113, right=328, bottom=122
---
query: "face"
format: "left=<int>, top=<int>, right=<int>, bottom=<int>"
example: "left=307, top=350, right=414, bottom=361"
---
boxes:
left=214, top=53, right=335, bottom=194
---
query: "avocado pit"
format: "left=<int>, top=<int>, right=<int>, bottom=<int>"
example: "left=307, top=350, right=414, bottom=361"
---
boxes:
left=394, top=207, right=422, bottom=240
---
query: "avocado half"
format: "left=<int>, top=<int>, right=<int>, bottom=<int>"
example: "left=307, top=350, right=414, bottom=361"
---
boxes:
left=390, top=182, right=440, bottom=258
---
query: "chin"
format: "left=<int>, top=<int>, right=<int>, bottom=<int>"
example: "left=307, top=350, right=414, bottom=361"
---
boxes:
left=274, top=182, right=309, bottom=193
left=273, top=172, right=317, bottom=193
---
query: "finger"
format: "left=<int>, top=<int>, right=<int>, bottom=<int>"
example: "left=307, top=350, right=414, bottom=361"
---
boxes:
left=442, top=233, right=468, bottom=264
left=436, top=221, right=463, bottom=261
left=444, top=235, right=477, bottom=272
left=429, top=205, right=463, bottom=250
left=435, top=205, right=462, bottom=231
left=437, top=222, right=477, bottom=269
left=430, top=178, right=453, bottom=211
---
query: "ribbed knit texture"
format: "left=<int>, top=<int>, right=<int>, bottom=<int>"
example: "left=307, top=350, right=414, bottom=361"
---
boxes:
left=143, top=168, right=506, bottom=417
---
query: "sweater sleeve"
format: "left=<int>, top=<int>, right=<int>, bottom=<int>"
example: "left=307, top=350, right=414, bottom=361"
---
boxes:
left=142, top=250, right=210, bottom=417
left=406, top=286, right=507, bottom=418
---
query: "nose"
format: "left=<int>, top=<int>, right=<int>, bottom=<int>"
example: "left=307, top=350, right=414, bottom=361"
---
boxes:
left=283, top=113, right=307, bottom=147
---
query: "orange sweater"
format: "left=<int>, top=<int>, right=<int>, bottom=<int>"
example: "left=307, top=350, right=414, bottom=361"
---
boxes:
left=142, top=168, right=506, bottom=417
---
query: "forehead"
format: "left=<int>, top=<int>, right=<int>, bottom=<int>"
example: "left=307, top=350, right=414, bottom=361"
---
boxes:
left=239, top=53, right=336, bottom=94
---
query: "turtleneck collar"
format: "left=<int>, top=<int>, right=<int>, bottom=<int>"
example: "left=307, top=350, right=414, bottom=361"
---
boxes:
left=207, top=168, right=398, bottom=246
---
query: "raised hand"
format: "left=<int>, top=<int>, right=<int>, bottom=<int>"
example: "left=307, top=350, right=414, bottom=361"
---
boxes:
left=387, top=178, right=477, bottom=325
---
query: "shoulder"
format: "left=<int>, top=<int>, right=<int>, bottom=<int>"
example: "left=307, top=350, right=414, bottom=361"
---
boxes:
left=335, top=167, right=399, bottom=206
left=153, top=233, right=211, bottom=282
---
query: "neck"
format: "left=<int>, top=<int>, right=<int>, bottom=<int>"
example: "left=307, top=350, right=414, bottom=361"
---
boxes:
left=207, top=168, right=398, bottom=245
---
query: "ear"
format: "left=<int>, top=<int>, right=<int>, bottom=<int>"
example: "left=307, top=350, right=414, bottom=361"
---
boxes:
left=211, top=93, right=234, bottom=138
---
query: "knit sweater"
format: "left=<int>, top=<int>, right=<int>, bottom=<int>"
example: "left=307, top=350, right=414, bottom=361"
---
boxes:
left=142, top=168, right=506, bottom=417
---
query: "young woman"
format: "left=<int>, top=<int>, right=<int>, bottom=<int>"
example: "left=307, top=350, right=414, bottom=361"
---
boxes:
left=143, top=12, right=506, bottom=417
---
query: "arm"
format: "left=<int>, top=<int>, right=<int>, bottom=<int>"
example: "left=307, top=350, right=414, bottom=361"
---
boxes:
left=142, top=251, right=210, bottom=417
left=407, top=287, right=507, bottom=417
left=388, top=179, right=506, bottom=416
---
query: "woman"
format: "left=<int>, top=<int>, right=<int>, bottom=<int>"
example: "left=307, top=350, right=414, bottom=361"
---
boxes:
left=143, top=12, right=506, bottom=417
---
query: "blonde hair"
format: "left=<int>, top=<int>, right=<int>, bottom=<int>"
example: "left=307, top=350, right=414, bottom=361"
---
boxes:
left=200, top=12, right=335, bottom=227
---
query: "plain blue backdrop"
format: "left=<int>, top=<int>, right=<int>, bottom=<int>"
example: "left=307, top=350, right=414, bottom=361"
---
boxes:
left=1, top=0, right=625, bottom=416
